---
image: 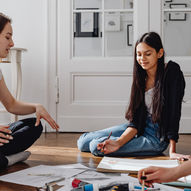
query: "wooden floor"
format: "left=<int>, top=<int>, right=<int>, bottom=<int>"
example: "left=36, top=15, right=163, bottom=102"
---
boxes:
left=0, top=133, right=190, bottom=190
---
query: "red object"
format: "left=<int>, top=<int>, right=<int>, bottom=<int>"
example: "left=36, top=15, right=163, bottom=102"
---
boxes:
left=72, top=178, right=81, bottom=188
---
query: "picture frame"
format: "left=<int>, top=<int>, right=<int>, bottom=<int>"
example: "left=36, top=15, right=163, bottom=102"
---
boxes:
left=169, top=3, right=187, bottom=21
left=74, top=9, right=99, bottom=38
left=127, top=24, right=133, bottom=46
left=105, top=12, right=120, bottom=32
left=169, top=3, right=187, bottom=9
left=169, top=12, right=186, bottom=21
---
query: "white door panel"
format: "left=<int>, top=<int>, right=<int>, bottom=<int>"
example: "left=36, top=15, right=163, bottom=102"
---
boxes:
left=56, top=0, right=137, bottom=132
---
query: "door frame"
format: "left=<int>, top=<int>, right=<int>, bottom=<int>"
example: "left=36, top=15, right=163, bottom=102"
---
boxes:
left=46, top=0, right=58, bottom=132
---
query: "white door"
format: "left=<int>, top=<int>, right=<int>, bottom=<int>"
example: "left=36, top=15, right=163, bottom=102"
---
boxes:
left=48, top=0, right=191, bottom=133
left=56, top=0, right=144, bottom=132
left=150, top=0, right=191, bottom=133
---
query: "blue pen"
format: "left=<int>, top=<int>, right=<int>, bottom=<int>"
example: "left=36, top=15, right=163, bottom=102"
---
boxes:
left=134, top=185, right=147, bottom=190
left=134, top=186, right=160, bottom=191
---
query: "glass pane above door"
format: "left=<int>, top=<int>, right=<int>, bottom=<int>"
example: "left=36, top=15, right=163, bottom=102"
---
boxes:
left=73, top=12, right=102, bottom=57
left=104, top=0, right=133, bottom=9
left=104, top=12, right=133, bottom=56
left=73, top=0, right=102, bottom=10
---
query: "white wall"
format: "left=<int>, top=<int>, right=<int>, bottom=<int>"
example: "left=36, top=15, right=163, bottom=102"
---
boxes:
left=0, top=0, right=48, bottom=122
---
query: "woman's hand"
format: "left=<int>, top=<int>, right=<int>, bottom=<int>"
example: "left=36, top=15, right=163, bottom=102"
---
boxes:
left=138, top=166, right=178, bottom=187
left=35, top=104, right=59, bottom=130
left=170, top=152, right=191, bottom=160
left=0, top=125, right=13, bottom=146
left=97, top=139, right=120, bottom=154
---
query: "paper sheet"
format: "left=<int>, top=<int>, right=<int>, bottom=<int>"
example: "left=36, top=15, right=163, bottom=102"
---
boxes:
left=0, top=163, right=88, bottom=187
left=97, top=156, right=179, bottom=173
left=179, top=174, right=191, bottom=183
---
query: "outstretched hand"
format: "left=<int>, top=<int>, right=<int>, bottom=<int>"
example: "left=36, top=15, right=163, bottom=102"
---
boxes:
left=35, top=104, right=59, bottom=130
left=97, top=139, right=120, bottom=154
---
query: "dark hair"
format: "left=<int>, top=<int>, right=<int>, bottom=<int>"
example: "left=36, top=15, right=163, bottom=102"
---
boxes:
left=126, top=32, right=165, bottom=123
left=0, top=13, right=12, bottom=34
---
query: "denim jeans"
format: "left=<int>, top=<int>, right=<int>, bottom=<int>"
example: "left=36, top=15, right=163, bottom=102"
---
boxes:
left=77, top=116, right=169, bottom=157
left=0, top=118, right=43, bottom=169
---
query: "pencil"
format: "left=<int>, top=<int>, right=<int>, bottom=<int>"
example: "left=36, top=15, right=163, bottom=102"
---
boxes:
left=142, top=171, right=145, bottom=191
left=107, top=131, right=112, bottom=140
left=102, top=131, right=112, bottom=151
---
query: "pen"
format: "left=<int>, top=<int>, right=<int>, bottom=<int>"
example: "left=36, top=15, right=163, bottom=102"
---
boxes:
left=102, top=131, right=112, bottom=151
left=142, top=171, right=145, bottom=191
left=27, top=173, right=53, bottom=177
left=133, top=186, right=160, bottom=191
left=107, top=131, right=112, bottom=140
left=46, top=177, right=65, bottom=185
left=44, top=177, right=66, bottom=191
left=134, top=185, right=147, bottom=190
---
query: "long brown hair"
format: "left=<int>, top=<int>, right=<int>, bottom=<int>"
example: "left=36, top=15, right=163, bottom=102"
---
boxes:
left=0, top=13, right=11, bottom=34
left=126, top=32, right=165, bottom=123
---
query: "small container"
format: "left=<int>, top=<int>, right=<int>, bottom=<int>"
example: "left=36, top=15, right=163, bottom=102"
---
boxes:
left=72, top=178, right=89, bottom=188
left=71, top=183, right=99, bottom=191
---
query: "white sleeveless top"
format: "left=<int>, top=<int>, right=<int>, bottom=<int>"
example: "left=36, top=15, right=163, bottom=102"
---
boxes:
left=145, top=88, right=154, bottom=114
left=0, top=69, right=2, bottom=81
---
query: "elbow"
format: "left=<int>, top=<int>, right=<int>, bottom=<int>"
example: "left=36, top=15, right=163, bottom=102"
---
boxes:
left=128, top=126, right=138, bottom=134
left=4, top=99, right=16, bottom=114
left=5, top=105, right=14, bottom=114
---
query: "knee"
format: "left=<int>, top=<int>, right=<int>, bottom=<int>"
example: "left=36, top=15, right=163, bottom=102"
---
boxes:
left=77, top=133, right=89, bottom=151
left=89, top=139, right=104, bottom=156
left=35, top=122, right=43, bottom=138
left=28, top=118, right=43, bottom=138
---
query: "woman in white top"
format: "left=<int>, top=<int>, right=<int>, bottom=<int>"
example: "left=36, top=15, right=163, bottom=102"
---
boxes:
left=0, top=12, right=59, bottom=169
left=77, top=31, right=190, bottom=160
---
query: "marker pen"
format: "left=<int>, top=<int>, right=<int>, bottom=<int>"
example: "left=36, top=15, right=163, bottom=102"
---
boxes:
left=133, top=186, right=160, bottom=191
left=134, top=185, right=147, bottom=190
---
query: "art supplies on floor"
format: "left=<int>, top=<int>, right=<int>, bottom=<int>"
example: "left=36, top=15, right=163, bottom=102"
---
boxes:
left=0, top=162, right=184, bottom=191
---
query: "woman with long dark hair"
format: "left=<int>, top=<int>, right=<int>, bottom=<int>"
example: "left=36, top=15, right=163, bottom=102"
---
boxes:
left=0, top=12, right=59, bottom=170
left=77, top=31, right=190, bottom=160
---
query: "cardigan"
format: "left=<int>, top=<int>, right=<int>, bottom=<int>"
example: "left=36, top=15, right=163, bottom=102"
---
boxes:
left=127, top=60, right=185, bottom=143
